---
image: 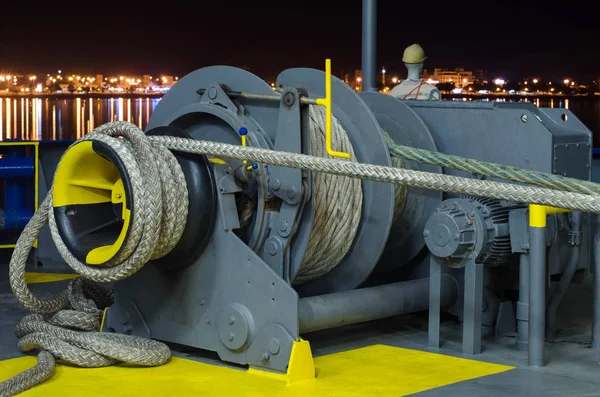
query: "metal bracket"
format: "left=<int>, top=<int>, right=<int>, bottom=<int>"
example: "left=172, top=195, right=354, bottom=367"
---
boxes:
left=509, top=208, right=530, bottom=253
left=495, top=300, right=517, bottom=339
left=246, top=323, right=295, bottom=372
left=268, top=88, right=305, bottom=205
left=260, top=88, right=310, bottom=281
left=261, top=181, right=309, bottom=282
left=199, top=83, right=242, bottom=115
left=213, top=164, right=242, bottom=231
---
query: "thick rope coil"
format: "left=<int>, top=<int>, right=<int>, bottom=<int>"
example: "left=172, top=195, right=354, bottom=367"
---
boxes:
left=294, top=106, right=362, bottom=283
left=2, top=122, right=187, bottom=396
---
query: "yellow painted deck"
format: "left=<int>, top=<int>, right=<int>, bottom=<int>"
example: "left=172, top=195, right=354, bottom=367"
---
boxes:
left=0, top=344, right=512, bottom=396
left=0, top=272, right=520, bottom=396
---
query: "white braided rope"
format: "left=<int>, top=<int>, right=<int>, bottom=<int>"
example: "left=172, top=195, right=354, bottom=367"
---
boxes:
left=154, top=134, right=600, bottom=213
left=295, top=106, right=362, bottom=283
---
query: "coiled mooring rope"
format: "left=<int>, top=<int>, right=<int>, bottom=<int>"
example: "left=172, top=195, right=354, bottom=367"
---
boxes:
left=4, top=120, right=600, bottom=396
left=2, top=121, right=186, bottom=397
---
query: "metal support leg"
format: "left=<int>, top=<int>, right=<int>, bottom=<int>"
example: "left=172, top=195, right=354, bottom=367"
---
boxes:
left=428, top=255, right=442, bottom=349
left=528, top=225, right=546, bottom=367
left=516, top=253, right=530, bottom=351
left=593, top=215, right=600, bottom=349
left=463, top=258, right=484, bottom=355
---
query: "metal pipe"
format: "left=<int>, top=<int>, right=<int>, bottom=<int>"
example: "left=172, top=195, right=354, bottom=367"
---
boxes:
left=298, top=274, right=458, bottom=334
left=361, top=0, right=377, bottom=92
left=516, top=253, right=529, bottom=351
left=528, top=225, right=546, bottom=367
left=546, top=212, right=582, bottom=338
left=195, top=89, right=321, bottom=105
left=593, top=215, right=600, bottom=348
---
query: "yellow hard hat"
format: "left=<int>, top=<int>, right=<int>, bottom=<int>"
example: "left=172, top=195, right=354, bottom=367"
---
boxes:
left=402, top=44, right=427, bottom=64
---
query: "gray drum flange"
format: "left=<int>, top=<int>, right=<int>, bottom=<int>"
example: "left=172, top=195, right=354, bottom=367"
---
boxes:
left=277, top=68, right=395, bottom=296
left=146, top=66, right=278, bottom=252
left=359, top=93, right=443, bottom=271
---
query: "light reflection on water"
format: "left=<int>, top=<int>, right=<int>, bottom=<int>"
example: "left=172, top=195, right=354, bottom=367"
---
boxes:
left=1, top=96, right=600, bottom=147
left=0, top=97, right=161, bottom=141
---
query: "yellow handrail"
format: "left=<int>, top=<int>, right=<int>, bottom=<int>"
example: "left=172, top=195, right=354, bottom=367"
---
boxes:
left=529, top=204, right=572, bottom=228
left=315, top=59, right=351, bottom=159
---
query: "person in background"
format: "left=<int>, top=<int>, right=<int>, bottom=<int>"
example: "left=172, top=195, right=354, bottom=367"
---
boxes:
left=390, top=44, right=441, bottom=100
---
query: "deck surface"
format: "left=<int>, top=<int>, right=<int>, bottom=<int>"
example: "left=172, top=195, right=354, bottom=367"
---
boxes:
left=1, top=272, right=600, bottom=396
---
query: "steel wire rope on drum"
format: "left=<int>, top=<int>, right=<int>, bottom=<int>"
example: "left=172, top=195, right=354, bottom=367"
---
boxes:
left=381, top=130, right=408, bottom=223
left=387, top=143, right=600, bottom=195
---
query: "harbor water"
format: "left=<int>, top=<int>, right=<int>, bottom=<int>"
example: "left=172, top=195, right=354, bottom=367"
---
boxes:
left=0, top=96, right=599, bottom=146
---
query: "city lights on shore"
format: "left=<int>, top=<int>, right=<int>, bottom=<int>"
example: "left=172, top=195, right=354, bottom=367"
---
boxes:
left=0, top=72, right=180, bottom=94
left=0, top=65, right=594, bottom=97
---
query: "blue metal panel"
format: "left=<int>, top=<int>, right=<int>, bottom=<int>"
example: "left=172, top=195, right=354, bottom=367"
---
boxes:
left=0, top=208, right=32, bottom=230
left=0, top=158, right=35, bottom=178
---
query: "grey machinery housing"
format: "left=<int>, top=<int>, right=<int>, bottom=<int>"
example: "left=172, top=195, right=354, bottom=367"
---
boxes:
left=97, top=66, right=592, bottom=374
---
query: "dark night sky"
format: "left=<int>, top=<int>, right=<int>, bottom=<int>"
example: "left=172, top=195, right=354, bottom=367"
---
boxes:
left=1, top=0, right=600, bottom=81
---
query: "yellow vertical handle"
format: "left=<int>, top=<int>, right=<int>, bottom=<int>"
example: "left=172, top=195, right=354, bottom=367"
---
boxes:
left=239, top=127, right=248, bottom=165
left=315, top=59, right=351, bottom=159
left=239, top=127, right=257, bottom=171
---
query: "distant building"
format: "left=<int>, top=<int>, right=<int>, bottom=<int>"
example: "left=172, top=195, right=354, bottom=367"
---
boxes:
left=474, top=69, right=487, bottom=83
left=95, top=75, right=103, bottom=87
left=428, top=68, right=475, bottom=88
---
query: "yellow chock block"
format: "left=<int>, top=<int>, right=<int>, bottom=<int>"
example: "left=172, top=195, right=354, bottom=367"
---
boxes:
left=248, top=338, right=316, bottom=385
left=287, top=339, right=316, bottom=384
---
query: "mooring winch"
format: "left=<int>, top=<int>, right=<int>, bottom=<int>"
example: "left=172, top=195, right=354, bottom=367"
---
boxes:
left=50, top=65, right=459, bottom=374
left=24, top=60, right=587, bottom=377
left=1, top=0, right=599, bottom=394
left=2, top=62, right=597, bottom=397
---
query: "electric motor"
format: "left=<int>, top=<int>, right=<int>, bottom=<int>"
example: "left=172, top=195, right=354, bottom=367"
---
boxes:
left=423, top=196, right=522, bottom=267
